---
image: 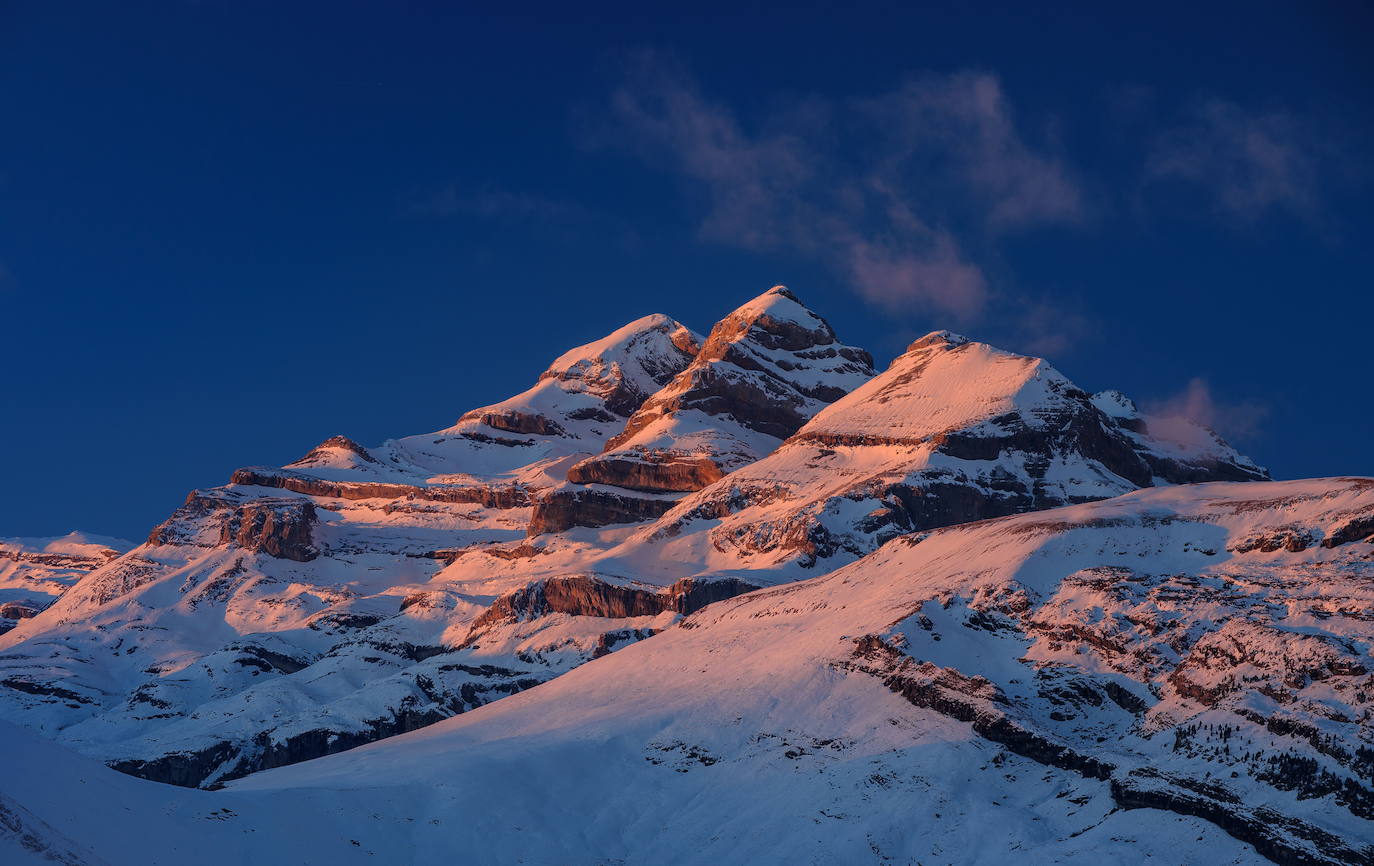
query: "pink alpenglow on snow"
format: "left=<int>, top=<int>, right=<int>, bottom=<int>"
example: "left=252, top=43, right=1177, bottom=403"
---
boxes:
left=1, top=287, right=1367, bottom=866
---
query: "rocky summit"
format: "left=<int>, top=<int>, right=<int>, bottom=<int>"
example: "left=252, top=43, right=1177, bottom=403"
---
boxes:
left=534, top=287, right=876, bottom=534
left=3, top=287, right=1367, bottom=866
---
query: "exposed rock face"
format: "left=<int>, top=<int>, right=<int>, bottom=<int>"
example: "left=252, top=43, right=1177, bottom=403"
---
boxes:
left=147, top=490, right=320, bottom=562
left=0, top=603, right=39, bottom=637
left=527, top=484, right=680, bottom=535
left=216, top=500, right=318, bottom=562
left=667, top=576, right=763, bottom=614
left=467, top=576, right=667, bottom=631
left=472, top=410, right=566, bottom=437
left=0, top=602, right=38, bottom=621
left=230, top=468, right=531, bottom=509
left=638, top=330, right=1270, bottom=569
left=566, top=454, right=724, bottom=492
left=1321, top=508, right=1374, bottom=548
left=465, top=574, right=761, bottom=634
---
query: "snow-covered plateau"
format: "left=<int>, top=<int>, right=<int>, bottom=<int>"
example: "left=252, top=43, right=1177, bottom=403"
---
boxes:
left=2, top=287, right=1369, bottom=865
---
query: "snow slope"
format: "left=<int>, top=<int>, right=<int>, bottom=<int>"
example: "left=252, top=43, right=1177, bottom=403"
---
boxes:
left=228, top=477, right=1374, bottom=865
left=6, top=478, right=1371, bottom=865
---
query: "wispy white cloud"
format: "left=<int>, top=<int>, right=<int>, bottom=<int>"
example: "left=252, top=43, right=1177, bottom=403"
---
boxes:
left=844, top=234, right=987, bottom=320
left=1143, top=377, right=1269, bottom=444
left=593, top=53, right=1084, bottom=323
left=857, top=73, right=1084, bottom=231
left=1146, top=101, right=1326, bottom=223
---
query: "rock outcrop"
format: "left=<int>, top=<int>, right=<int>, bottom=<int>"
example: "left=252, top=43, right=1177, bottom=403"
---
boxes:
left=216, top=500, right=319, bottom=562
left=230, top=468, right=531, bottom=509
left=565, top=454, right=725, bottom=493
left=465, top=574, right=761, bottom=635
left=525, top=484, right=680, bottom=535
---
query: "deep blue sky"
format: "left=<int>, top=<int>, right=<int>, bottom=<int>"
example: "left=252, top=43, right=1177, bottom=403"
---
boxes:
left=2, top=2, right=1371, bottom=540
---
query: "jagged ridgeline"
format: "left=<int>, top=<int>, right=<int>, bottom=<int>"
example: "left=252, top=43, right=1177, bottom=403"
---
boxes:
left=1, top=286, right=1272, bottom=795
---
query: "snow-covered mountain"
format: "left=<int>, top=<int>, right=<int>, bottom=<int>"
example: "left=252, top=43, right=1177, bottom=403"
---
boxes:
left=0, top=287, right=1272, bottom=796
left=2, top=479, right=1369, bottom=865
left=236, top=311, right=703, bottom=498
left=0, top=311, right=704, bottom=787
left=534, top=287, right=875, bottom=533
left=626, top=328, right=1267, bottom=574
left=0, top=532, right=130, bottom=634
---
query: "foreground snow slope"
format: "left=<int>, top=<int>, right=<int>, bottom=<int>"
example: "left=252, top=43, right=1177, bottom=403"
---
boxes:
left=4, top=478, right=1369, bottom=865
left=0, top=703, right=1259, bottom=866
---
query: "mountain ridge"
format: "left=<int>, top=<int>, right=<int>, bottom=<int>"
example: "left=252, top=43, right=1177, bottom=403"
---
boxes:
left=0, top=287, right=1277, bottom=799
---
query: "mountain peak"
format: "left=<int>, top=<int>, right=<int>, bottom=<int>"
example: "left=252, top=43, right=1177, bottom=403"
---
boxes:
left=632, top=327, right=1269, bottom=572
left=328, top=314, right=708, bottom=483
left=730, top=284, right=804, bottom=320
left=451, top=312, right=703, bottom=428
left=907, top=329, right=973, bottom=351
left=705, top=285, right=836, bottom=355
left=540, top=313, right=699, bottom=383
left=794, top=335, right=1061, bottom=447
left=606, top=285, right=873, bottom=444
left=546, top=289, right=876, bottom=523
left=288, top=435, right=380, bottom=470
